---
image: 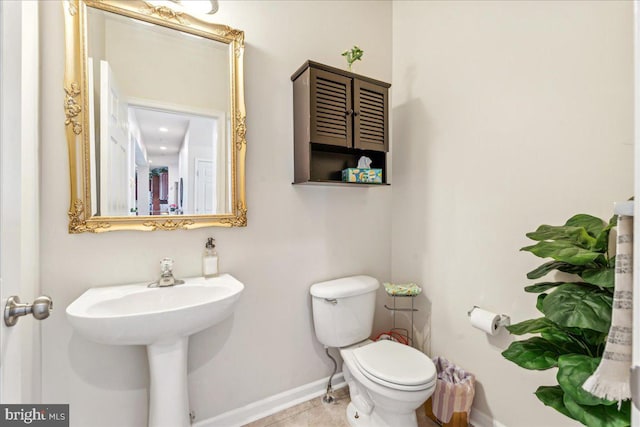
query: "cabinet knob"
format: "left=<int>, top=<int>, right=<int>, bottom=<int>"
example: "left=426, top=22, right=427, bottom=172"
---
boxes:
left=345, top=109, right=353, bottom=117
left=353, top=111, right=360, bottom=117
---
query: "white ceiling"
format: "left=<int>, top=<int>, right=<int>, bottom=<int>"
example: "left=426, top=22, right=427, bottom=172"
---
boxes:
left=132, top=107, right=190, bottom=164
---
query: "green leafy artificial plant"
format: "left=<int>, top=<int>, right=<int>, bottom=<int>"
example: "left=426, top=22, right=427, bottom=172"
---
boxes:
left=342, top=45, right=364, bottom=71
left=502, top=213, right=631, bottom=427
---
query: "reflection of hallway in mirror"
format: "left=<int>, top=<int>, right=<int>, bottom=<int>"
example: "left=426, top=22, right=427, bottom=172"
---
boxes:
left=127, top=103, right=227, bottom=215
left=149, top=167, right=169, bottom=215
left=151, top=173, right=160, bottom=214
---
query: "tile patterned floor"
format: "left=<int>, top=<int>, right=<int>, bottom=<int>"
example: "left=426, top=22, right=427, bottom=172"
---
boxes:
left=243, top=387, right=440, bottom=427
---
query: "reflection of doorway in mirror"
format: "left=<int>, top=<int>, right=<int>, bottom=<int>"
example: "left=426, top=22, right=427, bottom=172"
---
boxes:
left=87, top=57, right=99, bottom=216
left=91, top=58, right=229, bottom=217
left=127, top=101, right=227, bottom=216
left=149, top=167, right=170, bottom=215
left=194, top=159, right=215, bottom=214
left=99, top=60, right=129, bottom=216
left=92, top=62, right=229, bottom=217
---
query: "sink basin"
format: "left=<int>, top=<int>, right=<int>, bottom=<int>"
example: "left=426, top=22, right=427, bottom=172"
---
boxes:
left=66, top=274, right=244, bottom=345
left=66, top=274, right=244, bottom=427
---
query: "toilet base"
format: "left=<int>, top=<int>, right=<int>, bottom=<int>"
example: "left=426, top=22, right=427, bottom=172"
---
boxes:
left=345, top=402, right=418, bottom=427
left=346, top=402, right=368, bottom=427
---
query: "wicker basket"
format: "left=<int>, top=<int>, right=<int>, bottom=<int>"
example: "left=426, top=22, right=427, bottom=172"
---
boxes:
left=424, top=398, right=469, bottom=427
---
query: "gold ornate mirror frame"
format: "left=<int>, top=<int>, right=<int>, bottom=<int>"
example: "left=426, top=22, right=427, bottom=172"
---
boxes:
left=63, top=0, right=247, bottom=233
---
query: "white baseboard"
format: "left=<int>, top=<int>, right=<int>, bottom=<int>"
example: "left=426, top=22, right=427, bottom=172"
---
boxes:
left=470, top=407, right=508, bottom=427
left=193, top=373, right=346, bottom=427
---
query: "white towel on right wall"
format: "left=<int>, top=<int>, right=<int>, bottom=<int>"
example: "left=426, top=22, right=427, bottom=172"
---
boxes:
left=582, top=215, right=633, bottom=402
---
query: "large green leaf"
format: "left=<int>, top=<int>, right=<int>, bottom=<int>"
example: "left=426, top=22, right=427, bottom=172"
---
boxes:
left=501, top=337, right=561, bottom=370
left=506, top=318, right=587, bottom=353
left=506, top=317, right=554, bottom=335
left=535, top=385, right=575, bottom=420
left=565, top=214, right=606, bottom=238
left=536, top=293, right=547, bottom=314
left=525, top=282, right=564, bottom=293
left=541, top=330, right=586, bottom=355
left=571, top=328, right=608, bottom=348
left=560, top=327, right=607, bottom=356
left=521, top=240, right=604, bottom=265
left=526, top=260, right=586, bottom=279
left=542, top=284, right=612, bottom=333
left=526, top=225, right=597, bottom=249
left=580, top=266, right=614, bottom=288
left=525, top=281, right=603, bottom=293
left=557, top=355, right=616, bottom=406
left=563, top=394, right=630, bottom=427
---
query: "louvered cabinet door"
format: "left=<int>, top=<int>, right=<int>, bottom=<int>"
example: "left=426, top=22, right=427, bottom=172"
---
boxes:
left=354, top=79, right=388, bottom=152
left=310, top=68, right=352, bottom=147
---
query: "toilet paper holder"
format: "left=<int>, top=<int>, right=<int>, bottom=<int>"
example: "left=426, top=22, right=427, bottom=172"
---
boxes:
left=467, top=305, right=511, bottom=327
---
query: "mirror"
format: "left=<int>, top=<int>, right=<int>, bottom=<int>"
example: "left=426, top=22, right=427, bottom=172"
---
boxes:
left=64, top=0, right=246, bottom=232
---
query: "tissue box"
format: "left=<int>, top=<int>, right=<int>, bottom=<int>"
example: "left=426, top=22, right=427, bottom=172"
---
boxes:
left=342, top=168, right=383, bottom=184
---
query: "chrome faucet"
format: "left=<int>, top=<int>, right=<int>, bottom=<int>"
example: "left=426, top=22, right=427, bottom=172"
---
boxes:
left=148, top=258, right=185, bottom=288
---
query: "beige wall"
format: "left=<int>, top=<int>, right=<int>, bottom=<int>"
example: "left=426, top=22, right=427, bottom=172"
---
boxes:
left=391, top=1, right=633, bottom=426
left=40, top=1, right=391, bottom=426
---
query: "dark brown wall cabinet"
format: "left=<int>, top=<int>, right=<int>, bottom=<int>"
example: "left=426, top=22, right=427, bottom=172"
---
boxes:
left=292, top=61, right=391, bottom=185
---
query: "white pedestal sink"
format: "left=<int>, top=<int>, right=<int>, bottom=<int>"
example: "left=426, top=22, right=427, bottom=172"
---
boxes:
left=66, top=274, right=244, bottom=427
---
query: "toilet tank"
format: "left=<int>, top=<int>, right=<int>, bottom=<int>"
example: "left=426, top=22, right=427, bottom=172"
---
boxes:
left=310, top=275, right=379, bottom=348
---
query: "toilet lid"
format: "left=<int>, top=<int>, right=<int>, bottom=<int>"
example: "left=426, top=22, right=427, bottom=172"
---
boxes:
left=352, top=340, right=436, bottom=388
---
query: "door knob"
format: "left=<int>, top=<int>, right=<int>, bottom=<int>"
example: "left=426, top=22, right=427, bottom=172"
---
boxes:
left=4, top=295, right=53, bottom=327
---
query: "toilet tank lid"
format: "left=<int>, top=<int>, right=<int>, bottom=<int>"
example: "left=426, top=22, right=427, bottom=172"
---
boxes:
left=310, top=275, right=379, bottom=299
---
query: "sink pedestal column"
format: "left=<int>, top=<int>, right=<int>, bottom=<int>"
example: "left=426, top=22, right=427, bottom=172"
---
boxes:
left=147, top=337, right=190, bottom=427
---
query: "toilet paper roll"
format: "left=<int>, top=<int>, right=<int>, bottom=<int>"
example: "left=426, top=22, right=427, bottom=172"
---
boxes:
left=469, top=307, right=501, bottom=335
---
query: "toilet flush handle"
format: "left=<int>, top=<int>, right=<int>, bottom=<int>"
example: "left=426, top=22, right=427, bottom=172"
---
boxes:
left=324, top=298, right=338, bottom=305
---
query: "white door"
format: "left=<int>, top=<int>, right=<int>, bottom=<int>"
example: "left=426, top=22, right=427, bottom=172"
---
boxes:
left=0, top=0, right=41, bottom=403
left=100, top=60, right=129, bottom=216
left=194, top=159, right=215, bottom=214
left=632, top=2, right=640, bottom=423
left=633, top=2, right=640, bottom=423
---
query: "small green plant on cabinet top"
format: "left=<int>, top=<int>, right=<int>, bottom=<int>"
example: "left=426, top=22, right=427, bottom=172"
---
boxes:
left=502, top=213, right=630, bottom=427
left=342, top=45, right=363, bottom=71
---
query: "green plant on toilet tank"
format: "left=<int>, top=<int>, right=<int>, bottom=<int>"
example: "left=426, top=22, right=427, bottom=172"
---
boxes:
left=501, top=213, right=630, bottom=427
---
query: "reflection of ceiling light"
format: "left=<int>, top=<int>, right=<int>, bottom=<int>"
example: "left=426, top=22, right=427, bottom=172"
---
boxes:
left=160, top=146, right=167, bottom=150
left=149, top=160, right=153, bottom=163
left=159, top=127, right=168, bottom=132
left=170, top=0, right=219, bottom=15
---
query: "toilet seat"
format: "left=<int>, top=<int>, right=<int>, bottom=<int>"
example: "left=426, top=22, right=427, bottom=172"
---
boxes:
left=351, top=340, right=436, bottom=392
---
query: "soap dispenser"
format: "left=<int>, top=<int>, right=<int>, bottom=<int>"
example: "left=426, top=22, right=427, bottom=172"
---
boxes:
left=202, top=237, right=219, bottom=278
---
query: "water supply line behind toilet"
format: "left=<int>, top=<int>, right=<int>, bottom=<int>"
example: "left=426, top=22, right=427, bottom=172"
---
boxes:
left=323, top=346, right=338, bottom=404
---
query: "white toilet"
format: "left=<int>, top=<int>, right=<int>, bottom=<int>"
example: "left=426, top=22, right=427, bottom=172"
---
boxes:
left=310, top=275, right=437, bottom=427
